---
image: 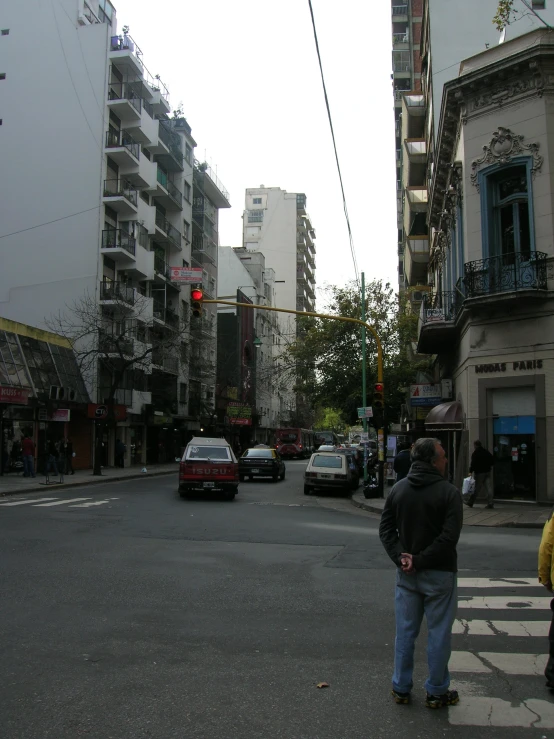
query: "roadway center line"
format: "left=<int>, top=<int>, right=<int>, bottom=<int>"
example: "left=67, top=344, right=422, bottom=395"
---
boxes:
left=453, top=619, right=550, bottom=636
left=33, top=498, right=91, bottom=507
left=0, top=497, right=58, bottom=506
left=458, top=596, right=549, bottom=610
left=458, top=577, right=538, bottom=588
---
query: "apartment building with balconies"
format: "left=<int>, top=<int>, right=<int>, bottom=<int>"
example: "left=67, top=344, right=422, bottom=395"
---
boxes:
left=0, top=0, right=224, bottom=464
left=189, top=161, right=231, bottom=425
left=242, top=187, right=317, bottom=426
left=408, top=1, right=554, bottom=503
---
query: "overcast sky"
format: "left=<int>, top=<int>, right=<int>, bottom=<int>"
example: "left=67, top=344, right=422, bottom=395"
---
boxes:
left=111, top=0, right=398, bottom=300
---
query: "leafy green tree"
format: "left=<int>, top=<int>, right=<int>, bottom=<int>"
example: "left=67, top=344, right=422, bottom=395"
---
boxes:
left=313, top=406, right=347, bottom=433
left=286, top=280, right=431, bottom=426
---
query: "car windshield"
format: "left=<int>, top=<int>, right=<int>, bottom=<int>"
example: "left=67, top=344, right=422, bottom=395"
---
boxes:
left=242, top=449, right=274, bottom=458
left=187, top=446, right=230, bottom=460
left=311, top=455, right=343, bottom=469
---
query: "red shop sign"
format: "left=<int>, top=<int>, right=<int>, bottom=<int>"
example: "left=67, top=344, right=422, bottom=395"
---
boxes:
left=0, top=386, right=30, bottom=405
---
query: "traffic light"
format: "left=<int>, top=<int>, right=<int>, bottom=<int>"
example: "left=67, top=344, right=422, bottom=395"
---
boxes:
left=373, top=382, right=385, bottom=410
left=191, top=288, right=203, bottom=318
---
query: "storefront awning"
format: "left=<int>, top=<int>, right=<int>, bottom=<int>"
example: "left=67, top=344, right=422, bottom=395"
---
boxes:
left=424, top=401, right=464, bottom=430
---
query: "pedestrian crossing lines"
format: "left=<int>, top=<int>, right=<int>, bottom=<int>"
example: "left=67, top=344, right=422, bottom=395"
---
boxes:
left=0, top=496, right=119, bottom=510
left=448, top=574, right=554, bottom=728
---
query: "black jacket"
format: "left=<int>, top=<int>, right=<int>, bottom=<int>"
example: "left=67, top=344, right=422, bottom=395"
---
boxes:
left=393, top=449, right=411, bottom=481
left=379, top=461, right=463, bottom=572
left=469, top=446, right=494, bottom=474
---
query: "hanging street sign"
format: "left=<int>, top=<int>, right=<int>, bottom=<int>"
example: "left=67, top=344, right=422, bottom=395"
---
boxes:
left=170, top=267, right=203, bottom=283
left=357, top=407, right=373, bottom=418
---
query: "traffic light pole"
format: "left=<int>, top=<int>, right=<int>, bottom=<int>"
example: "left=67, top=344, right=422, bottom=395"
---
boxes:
left=201, top=299, right=384, bottom=383
left=360, top=272, right=368, bottom=484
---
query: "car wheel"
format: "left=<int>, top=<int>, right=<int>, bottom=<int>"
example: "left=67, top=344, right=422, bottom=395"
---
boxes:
left=225, top=492, right=236, bottom=501
left=248, top=476, right=253, bottom=481
left=304, top=484, right=312, bottom=496
left=179, top=490, right=190, bottom=499
left=272, top=473, right=279, bottom=482
left=280, top=469, right=286, bottom=481
left=239, top=474, right=245, bottom=482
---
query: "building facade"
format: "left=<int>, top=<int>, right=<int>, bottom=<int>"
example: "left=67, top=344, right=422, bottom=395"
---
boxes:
left=0, top=0, right=228, bottom=464
left=242, top=187, right=317, bottom=425
left=418, top=27, right=554, bottom=503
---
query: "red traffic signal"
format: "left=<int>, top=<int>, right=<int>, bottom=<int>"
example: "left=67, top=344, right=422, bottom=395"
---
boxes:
left=191, top=288, right=203, bottom=318
left=373, top=382, right=385, bottom=409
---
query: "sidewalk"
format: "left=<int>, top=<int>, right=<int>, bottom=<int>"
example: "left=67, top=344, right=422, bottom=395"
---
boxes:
left=351, top=490, right=551, bottom=529
left=0, top=463, right=178, bottom=497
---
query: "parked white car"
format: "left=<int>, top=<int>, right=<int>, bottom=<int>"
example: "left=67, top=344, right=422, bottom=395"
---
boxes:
left=304, top=452, right=353, bottom=497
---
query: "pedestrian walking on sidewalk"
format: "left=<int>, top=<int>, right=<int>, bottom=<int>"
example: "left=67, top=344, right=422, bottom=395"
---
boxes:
left=393, top=442, right=412, bottom=482
left=538, top=510, right=554, bottom=688
left=21, top=433, right=36, bottom=478
left=45, top=439, right=59, bottom=477
left=466, top=440, right=494, bottom=509
left=379, top=437, right=463, bottom=708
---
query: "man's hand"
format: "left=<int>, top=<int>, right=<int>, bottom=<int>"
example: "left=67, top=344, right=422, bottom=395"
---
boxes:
left=400, top=553, right=415, bottom=574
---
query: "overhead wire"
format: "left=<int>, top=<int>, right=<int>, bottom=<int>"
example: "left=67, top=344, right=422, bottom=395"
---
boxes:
left=307, top=0, right=360, bottom=289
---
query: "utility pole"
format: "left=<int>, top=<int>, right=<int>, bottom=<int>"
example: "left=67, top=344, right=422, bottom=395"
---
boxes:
left=361, top=273, right=368, bottom=484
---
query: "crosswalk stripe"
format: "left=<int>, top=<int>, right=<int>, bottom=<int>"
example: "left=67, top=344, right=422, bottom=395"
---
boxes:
left=458, top=577, right=538, bottom=588
left=458, top=595, right=549, bottom=610
left=453, top=619, right=550, bottom=636
left=33, top=497, right=91, bottom=507
left=69, top=500, right=110, bottom=508
left=448, top=697, right=554, bottom=728
left=0, top=497, right=57, bottom=506
left=451, top=651, right=547, bottom=675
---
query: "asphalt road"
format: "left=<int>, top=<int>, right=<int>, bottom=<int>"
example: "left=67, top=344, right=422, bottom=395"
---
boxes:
left=0, top=459, right=547, bottom=739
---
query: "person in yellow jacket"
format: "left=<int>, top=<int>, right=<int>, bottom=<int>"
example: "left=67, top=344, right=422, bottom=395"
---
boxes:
left=538, top=512, right=554, bottom=687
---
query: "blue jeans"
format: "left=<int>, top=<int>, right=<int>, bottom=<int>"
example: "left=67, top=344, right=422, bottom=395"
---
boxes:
left=393, top=569, right=457, bottom=695
left=23, top=454, right=35, bottom=477
left=46, top=455, right=59, bottom=477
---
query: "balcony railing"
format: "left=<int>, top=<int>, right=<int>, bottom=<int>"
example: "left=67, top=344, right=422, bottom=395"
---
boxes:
left=393, top=62, right=411, bottom=73
left=103, top=179, right=138, bottom=207
left=110, top=33, right=144, bottom=68
left=152, top=351, right=179, bottom=373
left=154, top=254, right=170, bottom=279
left=101, top=229, right=136, bottom=256
left=393, top=32, right=409, bottom=44
left=153, top=300, right=180, bottom=329
left=167, top=179, right=182, bottom=205
left=464, top=251, right=548, bottom=298
left=100, top=281, right=135, bottom=305
left=158, top=121, right=184, bottom=166
left=420, top=291, right=463, bottom=326
left=99, top=332, right=134, bottom=356
left=105, top=129, right=140, bottom=159
left=392, top=5, right=408, bottom=14
left=155, top=210, right=182, bottom=248
left=108, top=82, right=141, bottom=113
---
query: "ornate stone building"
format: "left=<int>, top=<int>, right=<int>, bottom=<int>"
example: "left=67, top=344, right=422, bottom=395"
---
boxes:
left=419, top=30, right=554, bottom=502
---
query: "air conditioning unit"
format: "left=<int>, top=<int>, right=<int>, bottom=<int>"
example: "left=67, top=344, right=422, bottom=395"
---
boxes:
left=412, top=291, right=423, bottom=302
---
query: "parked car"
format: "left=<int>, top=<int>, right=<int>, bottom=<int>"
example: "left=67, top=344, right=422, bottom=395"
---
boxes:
left=333, top=448, right=361, bottom=489
left=239, top=447, right=286, bottom=482
left=178, top=437, right=239, bottom=501
left=304, top=452, right=354, bottom=496
left=316, top=444, right=336, bottom=452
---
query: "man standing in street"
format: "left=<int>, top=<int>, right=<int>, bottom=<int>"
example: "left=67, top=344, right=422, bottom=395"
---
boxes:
left=538, top=509, right=554, bottom=688
left=466, top=440, right=494, bottom=509
left=379, top=437, right=463, bottom=708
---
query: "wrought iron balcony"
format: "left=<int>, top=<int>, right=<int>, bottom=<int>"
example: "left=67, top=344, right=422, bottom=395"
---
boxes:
left=153, top=300, right=179, bottom=329
left=107, top=82, right=141, bottom=113
left=417, top=290, right=462, bottom=354
left=100, top=280, right=135, bottom=305
left=101, top=229, right=136, bottom=256
left=420, top=291, right=463, bottom=326
left=105, top=129, right=139, bottom=160
left=464, top=251, right=547, bottom=298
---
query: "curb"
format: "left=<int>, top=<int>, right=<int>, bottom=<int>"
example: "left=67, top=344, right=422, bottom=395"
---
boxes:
left=0, top=469, right=176, bottom=498
left=349, top=495, right=547, bottom=530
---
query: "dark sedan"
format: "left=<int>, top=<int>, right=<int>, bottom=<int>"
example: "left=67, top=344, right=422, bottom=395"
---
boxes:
left=239, top=448, right=286, bottom=482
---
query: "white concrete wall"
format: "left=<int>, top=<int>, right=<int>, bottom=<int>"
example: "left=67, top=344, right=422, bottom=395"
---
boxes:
left=0, top=1, right=110, bottom=328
